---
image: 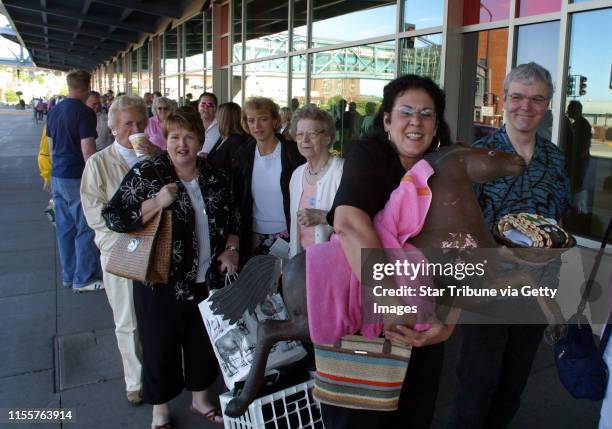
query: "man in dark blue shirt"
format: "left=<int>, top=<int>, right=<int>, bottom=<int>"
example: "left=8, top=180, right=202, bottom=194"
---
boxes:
left=448, top=63, right=571, bottom=428
left=47, top=69, right=103, bottom=292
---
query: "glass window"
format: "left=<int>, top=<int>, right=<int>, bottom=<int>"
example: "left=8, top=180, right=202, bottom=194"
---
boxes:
left=185, top=72, right=204, bottom=102
left=163, top=29, right=179, bottom=75
left=311, top=0, right=396, bottom=48
left=184, top=14, right=204, bottom=72
left=310, top=41, right=396, bottom=155
left=517, top=0, right=561, bottom=17
left=233, top=0, right=243, bottom=62
left=403, top=0, right=444, bottom=31
left=244, top=58, right=288, bottom=107
left=293, top=0, right=307, bottom=51
left=291, top=54, right=308, bottom=109
left=463, top=0, right=510, bottom=25
left=131, top=50, right=138, bottom=84
left=562, top=8, right=612, bottom=241
left=232, top=65, right=244, bottom=105
left=400, top=34, right=443, bottom=84
left=163, top=75, right=180, bottom=102
left=140, top=43, right=150, bottom=80
left=245, top=0, right=288, bottom=60
left=458, top=28, right=509, bottom=144
left=515, top=21, right=559, bottom=141
left=205, top=12, right=213, bottom=68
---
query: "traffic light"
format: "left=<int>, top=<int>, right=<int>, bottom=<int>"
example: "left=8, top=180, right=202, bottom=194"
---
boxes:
left=567, top=75, right=575, bottom=96
left=579, top=75, right=587, bottom=96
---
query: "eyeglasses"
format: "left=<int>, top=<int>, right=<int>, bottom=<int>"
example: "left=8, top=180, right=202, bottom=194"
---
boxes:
left=200, top=102, right=215, bottom=107
left=392, top=106, right=436, bottom=120
left=295, top=130, right=326, bottom=140
left=506, top=93, right=549, bottom=106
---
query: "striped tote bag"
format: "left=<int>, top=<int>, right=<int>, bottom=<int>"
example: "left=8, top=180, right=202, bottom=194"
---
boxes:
left=313, top=335, right=411, bottom=411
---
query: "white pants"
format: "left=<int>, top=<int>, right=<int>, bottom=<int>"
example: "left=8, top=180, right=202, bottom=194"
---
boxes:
left=600, top=335, right=612, bottom=429
left=101, top=254, right=142, bottom=392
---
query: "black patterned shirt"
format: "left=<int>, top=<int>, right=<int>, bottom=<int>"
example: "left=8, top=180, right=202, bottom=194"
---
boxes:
left=102, top=153, right=240, bottom=301
left=473, top=126, right=571, bottom=232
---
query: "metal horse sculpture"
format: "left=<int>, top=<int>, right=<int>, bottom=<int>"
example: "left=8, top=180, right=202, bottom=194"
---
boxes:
left=211, top=144, right=527, bottom=417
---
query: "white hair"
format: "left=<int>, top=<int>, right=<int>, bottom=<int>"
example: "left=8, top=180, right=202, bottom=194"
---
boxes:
left=107, top=95, right=148, bottom=131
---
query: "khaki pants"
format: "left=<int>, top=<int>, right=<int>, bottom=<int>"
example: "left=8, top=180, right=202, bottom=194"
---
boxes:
left=101, top=254, right=142, bottom=392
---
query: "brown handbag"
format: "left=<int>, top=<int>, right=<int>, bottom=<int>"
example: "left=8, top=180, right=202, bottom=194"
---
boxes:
left=106, top=209, right=172, bottom=283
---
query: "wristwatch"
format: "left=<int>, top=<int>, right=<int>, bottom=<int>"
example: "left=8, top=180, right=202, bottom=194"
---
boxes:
left=225, top=245, right=239, bottom=253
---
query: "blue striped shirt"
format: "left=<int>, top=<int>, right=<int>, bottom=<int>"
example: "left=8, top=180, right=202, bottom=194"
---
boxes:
left=473, top=126, right=571, bottom=232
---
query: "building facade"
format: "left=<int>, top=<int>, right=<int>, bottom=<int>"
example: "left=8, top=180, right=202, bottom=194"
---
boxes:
left=92, top=0, right=612, bottom=244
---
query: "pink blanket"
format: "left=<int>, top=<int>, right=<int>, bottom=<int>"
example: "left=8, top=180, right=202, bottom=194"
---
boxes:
left=306, top=159, right=435, bottom=344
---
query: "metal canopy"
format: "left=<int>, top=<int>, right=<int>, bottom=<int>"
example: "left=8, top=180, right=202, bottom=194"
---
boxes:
left=1, top=0, right=191, bottom=71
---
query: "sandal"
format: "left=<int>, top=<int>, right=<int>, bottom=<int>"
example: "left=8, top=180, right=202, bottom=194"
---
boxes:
left=189, top=405, right=224, bottom=424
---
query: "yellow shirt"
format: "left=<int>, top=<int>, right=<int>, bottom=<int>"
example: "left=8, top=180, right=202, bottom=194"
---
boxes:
left=37, top=125, right=51, bottom=182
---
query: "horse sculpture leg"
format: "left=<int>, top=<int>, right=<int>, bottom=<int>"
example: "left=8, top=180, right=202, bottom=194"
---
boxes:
left=224, top=317, right=310, bottom=417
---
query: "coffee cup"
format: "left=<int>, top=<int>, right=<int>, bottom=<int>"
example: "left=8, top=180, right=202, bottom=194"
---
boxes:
left=128, top=133, right=148, bottom=156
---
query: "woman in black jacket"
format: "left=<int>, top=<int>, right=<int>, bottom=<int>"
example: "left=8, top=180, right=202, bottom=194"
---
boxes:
left=232, top=97, right=305, bottom=266
left=103, top=111, right=240, bottom=427
left=206, top=102, right=246, bottom=173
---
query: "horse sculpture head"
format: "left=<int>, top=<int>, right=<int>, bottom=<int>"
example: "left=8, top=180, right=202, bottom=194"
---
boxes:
left=425, top=144, right=526, bottom=185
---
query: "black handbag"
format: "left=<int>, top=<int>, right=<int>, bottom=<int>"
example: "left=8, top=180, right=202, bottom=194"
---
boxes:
left=554, top=216, right=611, bottom=400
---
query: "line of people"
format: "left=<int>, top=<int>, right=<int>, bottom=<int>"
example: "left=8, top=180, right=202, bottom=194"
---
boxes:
left=37, top=63, right=610, bottom=429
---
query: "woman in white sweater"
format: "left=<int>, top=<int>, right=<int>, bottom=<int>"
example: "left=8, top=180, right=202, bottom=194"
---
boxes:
left=289, top=106, right=343, bottom=258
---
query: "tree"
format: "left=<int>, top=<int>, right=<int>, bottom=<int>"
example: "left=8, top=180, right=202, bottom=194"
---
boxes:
left=4, top=89, right=19, bottom=104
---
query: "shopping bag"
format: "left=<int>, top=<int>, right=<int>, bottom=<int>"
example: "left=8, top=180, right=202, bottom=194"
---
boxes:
left=199, top=288, right=307, bottom=390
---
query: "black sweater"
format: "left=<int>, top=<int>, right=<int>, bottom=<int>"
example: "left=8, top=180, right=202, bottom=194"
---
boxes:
left=231, top=133, right=305, bottom=266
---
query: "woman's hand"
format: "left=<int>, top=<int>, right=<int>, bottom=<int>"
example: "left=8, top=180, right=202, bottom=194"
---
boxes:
left=155, top=183, right=178, bottom=208
left=139, top=140, right=162, bottom=157
left=217, top=249, right=239, bottom=274
left=297, top=208, right=327, bottom=227
left=384, top=319, right=455, bottom=348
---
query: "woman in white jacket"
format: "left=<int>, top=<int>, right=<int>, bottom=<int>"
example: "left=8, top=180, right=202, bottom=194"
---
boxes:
left=289, top=106, right=343, bottom=258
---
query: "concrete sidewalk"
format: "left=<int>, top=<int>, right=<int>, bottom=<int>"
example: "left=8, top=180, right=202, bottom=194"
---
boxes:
left=0, top=109, right=602, bottom=429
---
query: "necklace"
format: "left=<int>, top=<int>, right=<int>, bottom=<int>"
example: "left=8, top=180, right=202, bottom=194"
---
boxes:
left=307, top=158, right=330, bottom=176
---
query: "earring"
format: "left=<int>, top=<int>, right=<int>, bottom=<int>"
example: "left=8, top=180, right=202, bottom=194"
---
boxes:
left=430, top=135, right=440, bottom=151
left=111, top=129, right=117, bottom=136
left=387, top=131, right=391, bottom=142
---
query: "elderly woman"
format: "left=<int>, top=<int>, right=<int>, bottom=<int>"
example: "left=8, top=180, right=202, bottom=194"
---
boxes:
left=207, top=102, right=246, bottom=173
left=102, top=111, right=240, bottom=428
left=288, top=106, right=343, bottom=258
left=325, top=75, right=454, bottom=428
left=232, top=97, right=305, bottom=264
left=145, top=96, right=177, bottom=150
left=80, top=95, right=161, bottom=405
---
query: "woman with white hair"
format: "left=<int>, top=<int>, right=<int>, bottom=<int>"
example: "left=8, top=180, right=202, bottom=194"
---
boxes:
left=145, top=96, right=177, bottom=150
left=288, top=106, right=343, bottom=258
left=80, top=95, right=160, bottom=405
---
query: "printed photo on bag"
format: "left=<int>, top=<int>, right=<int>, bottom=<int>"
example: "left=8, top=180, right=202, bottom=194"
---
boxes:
left=199, top=292, right=307, bottom=390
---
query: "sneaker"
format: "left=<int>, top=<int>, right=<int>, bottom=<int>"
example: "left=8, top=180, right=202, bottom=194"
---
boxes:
left=72, top=280, right=104, bottom=293
left=126, top=389, right=143, bottom=405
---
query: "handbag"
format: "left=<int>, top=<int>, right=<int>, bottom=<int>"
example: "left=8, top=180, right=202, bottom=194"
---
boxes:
left=106, top=166, right=173, bottom=283
left=554, top=216, right=611, bottom=401
left=106, top=209, right=172, bottom=283
left=313, top=335, right=412, bottom=411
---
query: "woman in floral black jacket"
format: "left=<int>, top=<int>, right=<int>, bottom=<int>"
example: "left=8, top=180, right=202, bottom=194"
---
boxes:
left=103, top=111, right=239, bottom=428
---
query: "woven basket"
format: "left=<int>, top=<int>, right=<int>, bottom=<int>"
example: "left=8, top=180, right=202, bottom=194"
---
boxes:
left=106, top=209, right=172, bottom=283
left=313, top=335, right=411, bottom=411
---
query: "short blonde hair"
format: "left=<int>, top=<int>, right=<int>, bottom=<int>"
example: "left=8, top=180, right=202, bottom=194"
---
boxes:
left=107, top=95, right=148, bottom=131
left=241, top=97, right=280, bottom=132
